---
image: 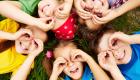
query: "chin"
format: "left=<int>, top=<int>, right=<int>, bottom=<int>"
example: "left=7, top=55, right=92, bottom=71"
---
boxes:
left=71, top=75, right=81, bottom=80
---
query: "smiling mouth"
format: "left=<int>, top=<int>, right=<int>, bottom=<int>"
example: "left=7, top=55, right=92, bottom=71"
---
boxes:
left=70, top=68, right=79, bottom=74
left=118, top=50, right=126, bottom=60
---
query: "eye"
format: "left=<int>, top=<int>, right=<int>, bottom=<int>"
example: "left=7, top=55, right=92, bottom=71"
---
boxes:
left=60, top=63, right=65, bottom=66
left=112, top=40, right=118, bottom=46
left=47, top=4, right=50, bottom=6
left=34, top=41, right=38, bottom=48
left=24, top=33, right=30, bottom=38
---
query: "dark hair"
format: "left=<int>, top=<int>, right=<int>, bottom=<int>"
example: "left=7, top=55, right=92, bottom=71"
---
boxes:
left=77, top=24, right=116, bottom=54
left=0, top=40, right=14, bottom=52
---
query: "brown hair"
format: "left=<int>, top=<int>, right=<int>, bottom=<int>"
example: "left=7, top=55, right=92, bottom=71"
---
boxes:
left=42, top=40, right=77, bottom=77
left=77, top=24, right=116, bottom=54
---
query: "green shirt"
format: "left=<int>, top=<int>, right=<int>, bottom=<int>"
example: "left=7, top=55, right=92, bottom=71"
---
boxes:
left=19, top=0, right=40, bottom=15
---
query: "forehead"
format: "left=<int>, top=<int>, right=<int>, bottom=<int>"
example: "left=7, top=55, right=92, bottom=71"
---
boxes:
left=98, top=33, right=112, bottom=53
left=54, top=43, right=76, bottom=59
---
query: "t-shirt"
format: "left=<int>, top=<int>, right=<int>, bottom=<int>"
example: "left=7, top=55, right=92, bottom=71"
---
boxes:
left=118, top=31, right=140, bottom=80
left=19, top=0, right=40, bottom=15
left=0, top=0, right=40, bottom=21
left=64, top=65, right=94, bottom=80
left=0, top=19, right=27, bottom=75
left=108, top=0, right=128, bottom=8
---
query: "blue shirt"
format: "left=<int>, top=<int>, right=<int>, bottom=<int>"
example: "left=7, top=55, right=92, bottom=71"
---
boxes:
left=64, top=65, right=94, bottom=80
left=118, top=31, right=140, bottom=80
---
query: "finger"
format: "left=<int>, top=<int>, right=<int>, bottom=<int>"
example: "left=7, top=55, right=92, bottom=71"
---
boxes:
left=78, top=11, right=92, bottom=19
left=92, top=15, right=105, bottom=24
left=34, top=39, right=44, bottom=51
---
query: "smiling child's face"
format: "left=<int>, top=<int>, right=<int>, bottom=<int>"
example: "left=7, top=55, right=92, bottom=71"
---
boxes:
left=98, top=32, right=132, bottom=65
left=15, top=26, right=47, bottom=54
left=38, top=0, right=59, bottom=17
left=54, top=42, right=83, bottom=80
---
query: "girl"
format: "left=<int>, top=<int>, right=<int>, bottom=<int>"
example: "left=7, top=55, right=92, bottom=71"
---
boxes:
left=0, top=18, right=46, bottom=79
left=38, top=0, right=76, bottom=40
left=75, top=0, right=140, bottom=30
left=43, top=41, right=110, bottom=80
left=84, top=25, right=140, bottom=80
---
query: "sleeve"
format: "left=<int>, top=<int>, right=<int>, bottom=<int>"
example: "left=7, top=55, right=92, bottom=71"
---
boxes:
left=133, top=31, right=140, bottom=35
left=0, top=19, right=19, bottom=33
left=19, top=0, right=40, bottom=15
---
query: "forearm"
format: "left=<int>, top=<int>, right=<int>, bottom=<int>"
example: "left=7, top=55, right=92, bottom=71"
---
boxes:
left=85, top=19, right=101, bottom=30
left=110, top=67, right=125, bottom=80
left=49, top=73, right=58, bottom=80
left=0, top=1, right=37, bottom=26
left=64, top=0, right=73, bottom=14
left=0, top=31, right=14, bottom=40
left=115, top=0, right=140, bottom=17
left=11, top=55, right=35, bottom=80
left=130, top=34, right=140, bottom=44
left=86, top=56, right=110, bottom=80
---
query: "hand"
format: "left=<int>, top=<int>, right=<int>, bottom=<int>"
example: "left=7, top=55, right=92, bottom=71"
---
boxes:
left=92, top=9, right=118, bottom=24
left=13, top=29, right=33, bottom=40
left=74, top=0, right=92, bottom=19
left=28, top=39, right=44, bottom=57
left=55, top=3, right=70, bottom=19
left=52, top=57, right=67, bottom=76
left=71, top=49, right=89, bottom=62
left=109, top=31, right=132, bottom=49
left=98, top=50, right=118, bottom=71
left=36, top=17, right=55, bottom=31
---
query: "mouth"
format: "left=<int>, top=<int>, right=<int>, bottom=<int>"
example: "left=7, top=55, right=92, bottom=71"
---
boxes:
left=70, top=68, right=79, bottom=74
left=117, top=50, right=126, bottom=60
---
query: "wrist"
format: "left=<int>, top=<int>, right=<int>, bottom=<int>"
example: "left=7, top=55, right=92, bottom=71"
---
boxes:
left=50, top=72, right=58, bottom=80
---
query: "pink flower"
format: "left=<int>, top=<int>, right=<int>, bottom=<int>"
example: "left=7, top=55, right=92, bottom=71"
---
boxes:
left=45, top=50, right=53, bottom=59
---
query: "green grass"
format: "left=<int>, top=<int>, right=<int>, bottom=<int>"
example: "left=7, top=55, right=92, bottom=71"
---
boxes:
left=0, top=7, right=140, bottom=80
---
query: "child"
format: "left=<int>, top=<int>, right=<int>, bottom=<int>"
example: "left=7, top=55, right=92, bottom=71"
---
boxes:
left=74, top=0, right=140, bottom=30
left=87, top=25, right=140, bottom=80
left=0, top=18, right=46, bottom=79
left=38, top=0, right=76, bottom=40
left=0, top=0, right=55, bottom=31
left=44, top=41, right=110, bottom=80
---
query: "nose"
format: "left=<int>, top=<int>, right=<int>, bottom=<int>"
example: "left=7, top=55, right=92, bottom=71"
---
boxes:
left=68, top=61, right=74, bottom=67
left=112, top=50, right=121, bottom=59
left=22, top=40, right=31, bottom=49
left=43, top=7, right=52, bottom=17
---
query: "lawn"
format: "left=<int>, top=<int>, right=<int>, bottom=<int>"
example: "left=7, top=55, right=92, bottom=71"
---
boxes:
left=0, top=7, right=140, bottom=80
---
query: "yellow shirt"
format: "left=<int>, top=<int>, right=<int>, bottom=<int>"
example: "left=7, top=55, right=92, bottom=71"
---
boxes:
left=0, top=19, right=27, bottom=74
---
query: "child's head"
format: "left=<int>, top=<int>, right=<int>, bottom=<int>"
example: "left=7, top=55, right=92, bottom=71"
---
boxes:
left=53, top=41, right=84, bottom=79
left=15, top=25, right=47, bottom=54
left=89, top=26, right=132, bottom=65
left=38, top=0, right=60, bottom=18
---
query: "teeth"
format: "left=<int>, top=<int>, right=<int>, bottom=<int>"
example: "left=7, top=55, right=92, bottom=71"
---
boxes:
left=117, top=52, right=125, bottom=60
left=70, top=68, right=78, bottom=73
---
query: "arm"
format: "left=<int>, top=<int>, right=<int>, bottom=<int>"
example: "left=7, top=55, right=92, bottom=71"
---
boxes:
left=108, top=32, right=140, bottom=48
left=71, top=49, right=110, bottom=80
left=85, top=19, right=101, bottom=30
left=49, top=57, right=66, bottom=80
left=10, top=39, right=43, bottom=80
left=55, top=0, right=73, bottom=19
left=0, top=1, right=54, bottom=31
left=98, top=51, right=125, bottom=80
left=85, top=53, right=110, bottom=80
left=11, top=54, right=36, bottom=80
left=93, top=0, right=140, bottom=24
